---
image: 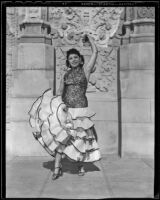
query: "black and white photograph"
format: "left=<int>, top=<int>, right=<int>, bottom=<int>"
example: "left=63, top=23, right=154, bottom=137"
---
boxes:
left=2, top=1, right=159, bottom=199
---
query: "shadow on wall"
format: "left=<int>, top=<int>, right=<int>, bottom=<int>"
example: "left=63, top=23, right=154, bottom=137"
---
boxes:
left=43, top=157, right=100, bottom=174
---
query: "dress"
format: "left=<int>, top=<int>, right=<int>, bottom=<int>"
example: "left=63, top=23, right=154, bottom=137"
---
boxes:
left=28, top=66, right=101, bottom=162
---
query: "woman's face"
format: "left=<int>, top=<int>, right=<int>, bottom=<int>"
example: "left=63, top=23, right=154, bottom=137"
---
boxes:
left=68, top=54, right=81, bottom=68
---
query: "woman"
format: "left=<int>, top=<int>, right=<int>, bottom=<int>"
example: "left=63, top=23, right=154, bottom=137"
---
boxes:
left=28, top=34, right=101, bottom=180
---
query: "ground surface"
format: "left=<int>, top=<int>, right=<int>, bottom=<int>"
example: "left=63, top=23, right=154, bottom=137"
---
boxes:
left=6, top=155, right=154, bottom=199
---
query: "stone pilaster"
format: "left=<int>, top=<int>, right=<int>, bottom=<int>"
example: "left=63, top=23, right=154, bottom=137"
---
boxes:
left=120, top=7, right=155, bottom=157
left=122, top=7, right=155, bottom=44
left=8, top=10, right=54, bottom=156
left=6, top=7, right=20, bottom=160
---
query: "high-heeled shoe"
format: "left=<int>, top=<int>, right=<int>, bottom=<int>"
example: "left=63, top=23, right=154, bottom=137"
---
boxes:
left=78, top=165, right=85, bottom=176
left=52, top=166, right=63, bottom=180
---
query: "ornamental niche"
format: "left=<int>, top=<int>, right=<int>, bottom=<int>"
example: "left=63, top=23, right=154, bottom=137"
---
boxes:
left=48, top=7, right=124, bottom=94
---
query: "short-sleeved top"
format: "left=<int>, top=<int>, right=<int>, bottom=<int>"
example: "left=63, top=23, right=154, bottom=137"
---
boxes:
left=62, top=66, right=88, bottom=108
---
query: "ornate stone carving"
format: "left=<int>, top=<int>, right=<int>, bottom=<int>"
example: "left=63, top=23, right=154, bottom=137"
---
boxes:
left=137, top=7, right=155, bottom=19
left=41, top=7, right=48, bottom=21
left=88, top=46, right=117, bottom=92
left=126, top=7, right=134, bottom=21
left=14, top=7, right=123, bottom=94
left=49, top=7, right=123, bottom=94
left=19, top=7, right=51, bottom=36
left=49, top=7, right=124, bottom=47
left=24, top=7, right=42, bottom=22
left=7, top=7, right=18, bottom=37
left=54, top=39, right=117, bottom=93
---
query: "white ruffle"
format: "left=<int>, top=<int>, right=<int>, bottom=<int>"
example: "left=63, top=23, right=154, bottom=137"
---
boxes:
left=68, top=107, right=96, bottom=119
left=70, top=137, right=99, bottom=153
left=28, top=89, right=70, bottom=152
left=67, top=129, right=96, bottom=140
left=64, top=146, right=101, bottom=162
left=72, top=118, right=94, bottom=130
left=28, top=88, right=101, bottom=162
left=28, top=96, right=42, bottom=118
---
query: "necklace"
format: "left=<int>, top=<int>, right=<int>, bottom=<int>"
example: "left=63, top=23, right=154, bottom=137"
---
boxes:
left=70, top=66, right=82, bottom=84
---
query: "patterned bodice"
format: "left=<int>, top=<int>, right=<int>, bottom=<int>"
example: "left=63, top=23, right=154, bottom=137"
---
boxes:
left=62, top=66, right=88, bottom=108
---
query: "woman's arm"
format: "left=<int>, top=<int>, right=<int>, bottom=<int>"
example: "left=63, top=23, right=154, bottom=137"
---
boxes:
left=56, top=74, right=65, bottom=96
left=84, top=35, right=98, bottom=82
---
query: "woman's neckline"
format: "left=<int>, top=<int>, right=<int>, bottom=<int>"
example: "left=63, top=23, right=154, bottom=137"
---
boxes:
left=70, top=65, right=82, bottom=72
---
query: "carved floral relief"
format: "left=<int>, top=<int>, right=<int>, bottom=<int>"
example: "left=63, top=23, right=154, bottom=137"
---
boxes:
left=49, top=7, right=123, bottom=94
left=49, top=7, right=124, bottom=47
left=137, top=7, right=155, bottom=19
left=54, top=42, right=118, bottom=93
left=8, top=7, right=123, bottom=95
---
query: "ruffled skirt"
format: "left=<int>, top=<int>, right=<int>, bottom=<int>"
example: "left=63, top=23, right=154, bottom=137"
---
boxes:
left=28, top=89, right=101, bottom=162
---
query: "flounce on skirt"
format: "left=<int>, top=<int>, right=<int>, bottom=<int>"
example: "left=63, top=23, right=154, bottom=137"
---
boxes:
left=28, top=89, right=101, bottom=162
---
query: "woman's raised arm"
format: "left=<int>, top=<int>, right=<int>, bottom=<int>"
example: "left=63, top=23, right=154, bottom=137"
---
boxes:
left=84, top=35, right=98, bottom=82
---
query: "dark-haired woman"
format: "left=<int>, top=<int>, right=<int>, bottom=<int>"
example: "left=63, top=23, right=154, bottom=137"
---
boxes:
left=28, top=34, right=101, bottom=180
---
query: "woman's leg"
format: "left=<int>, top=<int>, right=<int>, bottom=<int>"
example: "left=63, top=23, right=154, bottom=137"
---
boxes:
left=52, top=152, right=62, bottom=180
left=52, top=145, right=65, bottom=180
left=54, top=151, right=62, bottom=173
left=77, top=161, right=85, bottom=176
left=76, top=127, right=94, bottom=176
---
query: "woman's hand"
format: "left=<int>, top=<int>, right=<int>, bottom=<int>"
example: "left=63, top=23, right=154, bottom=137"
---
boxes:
left=84, top=33, right=97, bottom=52
left=82, top=33, right=95, bottom=45
left=87, top=34, right=94, bottom=44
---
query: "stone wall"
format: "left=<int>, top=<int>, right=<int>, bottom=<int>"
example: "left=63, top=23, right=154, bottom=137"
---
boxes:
left=6, top=7, right=19, bottom=159
left=6, top=7, right=124, bottom=157
left=6, top=7, right=154, bottom=158
left=7, top=10, right=54, bottom=156
left=119, top=7, right=155, bottom=157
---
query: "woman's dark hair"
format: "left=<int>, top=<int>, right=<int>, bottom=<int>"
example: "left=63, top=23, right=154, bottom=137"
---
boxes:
left=66, top=48, right=84, bottom=68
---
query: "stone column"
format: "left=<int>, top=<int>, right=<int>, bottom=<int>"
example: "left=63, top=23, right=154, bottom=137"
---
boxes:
left=120, top=7, right=155, bottom=157
left=6, top=7, right=19, bottom=160
left=8, top=7, right=54, bottom=156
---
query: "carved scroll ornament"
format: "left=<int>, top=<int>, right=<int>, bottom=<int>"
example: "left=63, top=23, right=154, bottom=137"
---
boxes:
left=49, top=7, right=124, bottom=47
left=23, top=7, right=42, bottom=22
left=50, top=7, right=123, bottom=94
left=137, top=7, right=155, bottom=19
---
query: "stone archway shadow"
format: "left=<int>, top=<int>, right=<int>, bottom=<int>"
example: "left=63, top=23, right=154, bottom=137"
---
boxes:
left=43, top=157, right=100, bottom=174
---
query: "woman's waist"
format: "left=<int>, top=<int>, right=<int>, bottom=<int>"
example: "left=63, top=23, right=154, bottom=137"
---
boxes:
left=62, top=93, right=88, bottom=108
left=64, top=83, right=87, bottom=88
left=63, top=93, right=87, bottom=100
left=63, top=86, right=87, bottom=94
